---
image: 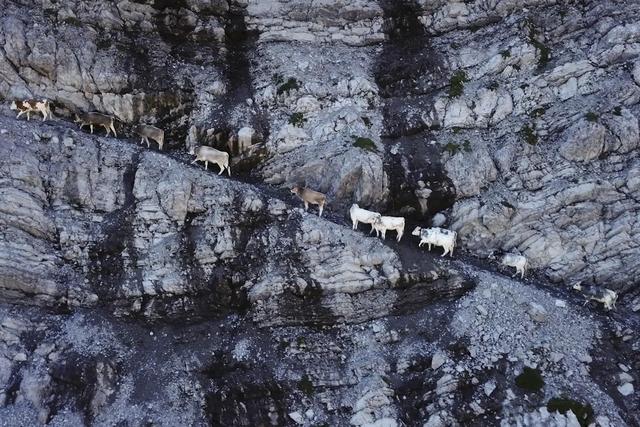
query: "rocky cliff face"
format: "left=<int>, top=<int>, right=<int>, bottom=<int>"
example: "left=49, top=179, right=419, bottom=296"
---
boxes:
left=0, top=0, right=639, bottom=426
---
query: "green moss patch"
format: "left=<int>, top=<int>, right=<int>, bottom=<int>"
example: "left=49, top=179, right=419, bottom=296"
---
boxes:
left=277, top=77, right=301, bottom=95
left=289, top=112, right=306, bottom=127
left=585, top=112, right=599, bottom=122
left=353, top=136, right=377, bottom=152
left=297, top=374, right=314, bottom=397
left=521, top=124, right=538, bottom=145
left=448, top=70, right=469, bottom=98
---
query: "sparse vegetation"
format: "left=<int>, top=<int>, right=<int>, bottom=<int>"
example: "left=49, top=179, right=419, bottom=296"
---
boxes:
left=452, top=127, right=462, bottom=134
left=62, top=16, right=82, bottom=26
left=297, top=374, right=314, bottom=397
left=277, top=77, right=301, bottom=95
left=289, top=112, right=306, bottom=127
left=585, top=112, right=599, bottom=122
left=521, top=124, right=538, bottom=145
left=443, top=142, right=459, bottom=155
left=448, top=70, right=468, bottom=98
left=613, top=106, right=622, bottom=116
left=547, top=397, right=594, bottom=427
left=362, top=116, right=372, bottom=128
left=530, top=107, right=546, bottom=118
left=500, top=49, right=511, bottom=59
left=353, top=136, right=377, bottom=152
left=515, top=367, right=544, bottom=392
left=443, top=140, right=472, bottom=156
left=488, top=81, right=499, bottom=91
left=513, top=64, right=521, bottom=71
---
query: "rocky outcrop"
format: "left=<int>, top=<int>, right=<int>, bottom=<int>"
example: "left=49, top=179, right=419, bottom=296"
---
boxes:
left=0, top=116, right=466, bottom=325
left=421, top=1, right=640, bottom=288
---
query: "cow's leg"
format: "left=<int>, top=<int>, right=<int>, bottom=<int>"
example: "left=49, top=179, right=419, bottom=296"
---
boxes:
left=90, top=124, right=94, bottom=134
left=110, top=123, right=117, bottom=137
left=27, top=111, right=31, bottom=120
left=205, top=161, right=208, bottom=170
left=304, top=201, right=309, bottom=212
left=352, top=220, right=357, bottom=230
left=103, top=124, right=110, bottom=136
left=218, top=162, right=224, bottom=175
left=318, top=202, right=324, bottom=217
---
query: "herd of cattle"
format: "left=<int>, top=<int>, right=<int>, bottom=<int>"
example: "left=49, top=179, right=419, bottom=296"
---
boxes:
left=8, top=98, right=618, bottom=311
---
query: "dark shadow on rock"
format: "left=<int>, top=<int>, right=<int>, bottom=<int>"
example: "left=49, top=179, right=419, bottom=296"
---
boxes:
left=375, top=0, right=455, bottom=221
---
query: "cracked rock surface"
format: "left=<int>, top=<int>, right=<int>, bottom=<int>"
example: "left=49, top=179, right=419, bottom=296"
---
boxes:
left=0, top=0, right=639, bottom=425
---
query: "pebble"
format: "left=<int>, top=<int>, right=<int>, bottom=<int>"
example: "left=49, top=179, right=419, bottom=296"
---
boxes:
left=617, top=383, right=634, bottom=396
left=484, top=380, right=496, bottom=396
left=549, top=352, right=564, bottom=363
left=431, top=351, right=446, bottom=370
left=288, top=411, right=304, bottom=424
left=619, top=372, right=633, bottom=383
left=578, top=354, right=592, bottom=364
left=528, top=302, right=548, bottom=322
left=555, top=299, right=566, bottom=308
left=470, top=401, right=484, bottom=415
left=13, top=352, right=27, bottom=362
left=476, top=305, right=488, bottom=316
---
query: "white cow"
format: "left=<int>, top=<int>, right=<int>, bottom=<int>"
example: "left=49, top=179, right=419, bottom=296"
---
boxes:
left=412, top=226, right=456, bottom=257
left=573, top=282, right=618, bottom=310
left=190, top=145, right=231, bottom=175
left=350, top=204, right=381, bottom=231
left=371, top=216, right=405, bottom=242
left=501, top=253, right=528, bottom=279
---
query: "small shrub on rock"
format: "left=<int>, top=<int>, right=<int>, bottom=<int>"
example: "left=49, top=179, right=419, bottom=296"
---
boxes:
left=277, top=77, right=301, bottom=95
left=448, top=71, right=468, bottom=98
left=585, top=112, right=599, bottom=122
left=521, top=124, right=538, bottom=145
left=289, top=112, right=306, bottom=127
left=353, top=136, right=377, bottom=152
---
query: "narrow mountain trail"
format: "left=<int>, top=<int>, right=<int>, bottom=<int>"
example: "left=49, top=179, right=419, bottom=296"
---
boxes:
left=25, top=112, right=638, bottom=328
